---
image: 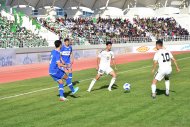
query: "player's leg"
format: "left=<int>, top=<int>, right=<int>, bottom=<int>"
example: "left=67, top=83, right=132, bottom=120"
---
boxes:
left=50, top=71, right=67, bottom=101
left=106, top=67, right=116, bottom=91
left=62, top=74, right=79, bottom=95
left=87, top=74, right=102, bottom=92
left=67, top=64, right=73, bottom=84
left=151, top=71, right=164, bottom=99
left=57, top=79, right=68, bottom=101
left=108, top=70, right=116, bottom=91
left=164, top=75, right=170, bottom=96
left=151, top=79, right=158, bottom=99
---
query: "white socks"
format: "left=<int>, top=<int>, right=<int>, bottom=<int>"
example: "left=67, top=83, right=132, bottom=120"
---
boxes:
left=151, top=84, right=156, bottom=94
left=108, top=78, right=116, bottom=90
left=165, top=80, right=170, bottom=92
left=87, top=79, right=96, bottom=92
left=88, top=78, right=116, bottom=92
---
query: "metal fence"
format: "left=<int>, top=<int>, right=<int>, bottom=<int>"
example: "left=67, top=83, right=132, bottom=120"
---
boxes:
left=71, top=35, right=190, bottom=45
left=158, top=35, right=190, bottom=42
left=0, top=35, right=190, bottom=48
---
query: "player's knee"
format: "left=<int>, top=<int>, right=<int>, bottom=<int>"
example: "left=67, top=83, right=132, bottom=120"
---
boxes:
left=152, top=79, right=157, bottom=84
left=165, top=76, right=169, bottom=81
left=112, top=72, right=116, bottom=78
left=58, top=80, right=63, bottom=84
left=96, top=74, right=101, bottom=80
left=68, top=69, right=72, bottom=73
left=63, top=74, right=68, bottom=80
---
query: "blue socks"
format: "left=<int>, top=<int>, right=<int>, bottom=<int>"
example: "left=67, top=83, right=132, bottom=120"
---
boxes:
left=69, top=73, right=72, bottom=80
left=66, top=77, right=75, bottom=92
left=58, top=84, right=64, bottom=98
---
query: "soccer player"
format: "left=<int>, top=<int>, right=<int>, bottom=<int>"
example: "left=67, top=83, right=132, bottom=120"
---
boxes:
left=87, top=41, right=117, bottom=92
left=151, top=40, right=180, bottom=99
left=60, top=38, right=74, bottom=86
left=49, top=40, right=79, bottom=101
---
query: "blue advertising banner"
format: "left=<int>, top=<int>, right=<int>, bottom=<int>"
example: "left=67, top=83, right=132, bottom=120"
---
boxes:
left=0, top=49, right=16, bottom=67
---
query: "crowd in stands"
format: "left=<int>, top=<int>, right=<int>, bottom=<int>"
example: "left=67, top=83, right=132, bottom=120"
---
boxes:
left=40, top=17, right=153, bottom=44
left=133, top=17, right=189, bottom=39
left=0, top=11, right=189, bottom=47
left=0, top=14, right=48, bottom=48
left=1, top=14, right=187, bottom=47
left=40, top=17, right=190, bottom=45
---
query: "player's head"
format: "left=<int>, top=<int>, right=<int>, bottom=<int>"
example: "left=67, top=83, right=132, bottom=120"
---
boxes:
left=156, top=39, right=163, bottom=50
left=54, top=40, right=62, bottom=49
left=64, top=38, right=70, bottom=46
left=106, top=41, right=112, bottom=51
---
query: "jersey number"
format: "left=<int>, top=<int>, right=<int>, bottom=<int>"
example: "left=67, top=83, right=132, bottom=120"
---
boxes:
left=161, top=53, right=170, bottom=62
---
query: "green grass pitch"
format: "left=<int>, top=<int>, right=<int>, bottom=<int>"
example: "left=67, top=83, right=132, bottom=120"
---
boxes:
left=0, top=53, right=190, bottom=127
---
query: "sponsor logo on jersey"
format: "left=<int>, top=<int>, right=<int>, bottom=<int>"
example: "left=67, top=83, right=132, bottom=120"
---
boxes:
left=136, top=46, right=150, bottom=53
left=61, top=51, right=71, bottom=56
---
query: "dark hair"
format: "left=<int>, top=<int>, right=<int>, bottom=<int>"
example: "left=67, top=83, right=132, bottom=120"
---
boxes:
left=54, top=40, right=62, bottom=48
left=156, top=39, right=163, bottom=46
left=106, top=41, right=112, bottom=46
left=64, top=38, right=69, bottom=42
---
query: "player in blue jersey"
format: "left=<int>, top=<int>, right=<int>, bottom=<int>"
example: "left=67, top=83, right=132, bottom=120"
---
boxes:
left=49, top=40, right=79, bottom=101
left=60, top=38, right=74, bottom=85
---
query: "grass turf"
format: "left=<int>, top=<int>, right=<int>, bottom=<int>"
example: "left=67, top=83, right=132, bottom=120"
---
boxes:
left=0, top=53, right=190, bottom=127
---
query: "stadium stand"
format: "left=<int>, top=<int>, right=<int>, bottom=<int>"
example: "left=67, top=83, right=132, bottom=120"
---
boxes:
left=40, top=17, right=153, bottom=44
left=40, top=16, right=190, bottom=45
left=133, top=17, right=189, bottom=39
left=0, top=13, right=48, bottom=48
left=2, top=0, right=190, bottom=47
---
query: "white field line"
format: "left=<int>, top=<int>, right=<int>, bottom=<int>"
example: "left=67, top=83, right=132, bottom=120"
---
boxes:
left=0, top=56, right=189, bottom=101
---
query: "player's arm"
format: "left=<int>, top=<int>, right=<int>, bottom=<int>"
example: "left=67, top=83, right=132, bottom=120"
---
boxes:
left=111, top=52, right=117, bottom=70
left=169, top=52, right=180, bottom=72
left=152, top=52, right=158, bottom=74
left=70, top=52, right=74, bottom=65
left=57, top=61, right=67, bottom=68
left=56, top=52, right=67, bottom=68
left=60, top=57, right=65, bottom=64
left=96, top=51, right=102, bottom=70
left=112, top=58, right=117, bottom=70
left=96, top=57, right=100, bottom=70
left=171, top=57, right=180, bottom=72
left=152, top=60, right=158, bottom=74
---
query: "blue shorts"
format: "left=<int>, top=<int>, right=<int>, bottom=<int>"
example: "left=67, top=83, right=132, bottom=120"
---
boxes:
left=50, top=70, right=66, bottom=82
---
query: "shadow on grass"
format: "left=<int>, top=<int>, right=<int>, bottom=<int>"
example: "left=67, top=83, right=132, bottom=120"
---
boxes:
left=156, top=89, right=176, bottom=95
left=92, top=84, right=118, bottom=92
left=57, top=80, right=81, bottom=98
left=72, top=81, right=80, bottom=86
left=124, top=90, right=131, bottom=93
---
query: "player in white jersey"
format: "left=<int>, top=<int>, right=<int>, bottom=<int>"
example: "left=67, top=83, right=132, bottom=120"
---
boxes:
left=87, top=41, right=117, bottom=92
left=151, top=40, right=180, bottom=99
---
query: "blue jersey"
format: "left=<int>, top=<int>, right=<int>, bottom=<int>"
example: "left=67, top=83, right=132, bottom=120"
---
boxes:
left=60, top=45, right=72, bottom=64
left=49, top=49, right=61, bottom=74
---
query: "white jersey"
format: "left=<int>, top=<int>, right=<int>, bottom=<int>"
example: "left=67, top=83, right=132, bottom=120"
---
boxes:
left=153, top=49, right=173, bottom=72
left=98, top=50, right=114, bottom=68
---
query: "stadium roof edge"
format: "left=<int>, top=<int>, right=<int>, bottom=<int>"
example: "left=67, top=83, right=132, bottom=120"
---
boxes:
left=6, top=0, right=189, bottom=10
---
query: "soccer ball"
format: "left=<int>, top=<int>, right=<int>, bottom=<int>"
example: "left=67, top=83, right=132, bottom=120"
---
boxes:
left=123, top=83, right=131, bottom=91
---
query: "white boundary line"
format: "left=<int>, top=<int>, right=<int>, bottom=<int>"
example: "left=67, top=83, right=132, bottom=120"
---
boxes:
left=0, top=56, right=189, bottom=101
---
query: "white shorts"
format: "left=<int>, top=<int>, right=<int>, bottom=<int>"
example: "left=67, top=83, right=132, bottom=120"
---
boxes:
left=155, top=68, right=172, bottom=81
left=98, top=66, right=113, bottom=75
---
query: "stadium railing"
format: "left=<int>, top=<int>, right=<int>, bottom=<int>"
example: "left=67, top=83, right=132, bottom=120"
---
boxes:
left=159, top=35, right=190, bottom=42
left=1, top=35, right=190, bottom=48
left=74, top=35, right=190, bottom=45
